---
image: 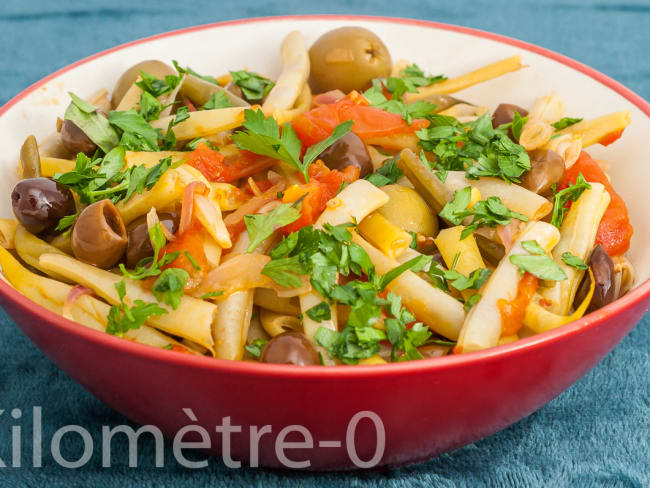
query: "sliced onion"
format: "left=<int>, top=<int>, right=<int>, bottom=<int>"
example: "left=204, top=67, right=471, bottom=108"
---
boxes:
left=247, top=177, right=263, bottom=197
left=193, top=194, right=231, bottom=248
left=496, top=219, right=523, bottom=253
left=223, top=182, right=285, bottom=233
left=179, top=181, right=208, bottom=236
left=62, top=285, right=94, bottom=321
left=313, top=89, right=345, bottom=106
left=146, top=207, right=174, bottom=242
left=195, top=252, right=312, bottom=297
left=195, top=253, right=271, bottom=296
left=267, top=170, right=285, bottom=187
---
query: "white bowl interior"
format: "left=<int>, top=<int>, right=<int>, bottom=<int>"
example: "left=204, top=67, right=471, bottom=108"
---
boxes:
left=1, top=17, right=648, bottom=284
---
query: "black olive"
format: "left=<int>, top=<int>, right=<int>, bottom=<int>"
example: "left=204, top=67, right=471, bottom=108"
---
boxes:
left=260, top=332, right=320, bottom=366
left=11, top=177, right=76, bottom=235
left=574, top=245, right=616, bottom=313
left=126, top=212, right=179, bottom=268
left=60, top=119, right=97, bottom=156
left=317, top=132, right=373, bottom=177
left=492, top=103, right=529, bottom=141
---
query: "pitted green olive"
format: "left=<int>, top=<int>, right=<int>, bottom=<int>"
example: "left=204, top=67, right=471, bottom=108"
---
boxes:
left=71, top=199, right=127, bottom=268
left=309, top=27, right=392, bottom=94
left=376, top=184, right=438, bottom=237
left=111, top=60, right=176, bottom=108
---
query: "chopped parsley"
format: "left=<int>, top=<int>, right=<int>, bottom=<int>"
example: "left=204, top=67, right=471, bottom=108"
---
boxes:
left=53, top=147, right=174, bottom=205
left=152, top=268, right=189, bottom=310
left=64, top=92, right=120, bottom=153
left=550, top=173, right=591, bottom=228
left=438, top=187, right=529, bottom=238
left=106, top=279, right=167, bottom=336
left=306, top=302, right=331, bottom=322
left=54, top=211, right=79, bottom=236
left=108, top=109, right=160, bottom=151
left=172, top=60, right=219, bottom=85
left=552, top=117, right=583, bottom=131
left=202, top=92, right=232, bottom=110
left=365, top=156, right=402, bottom=187
left=509, top=239, right=567, bottom=281
left=416, top=112, right=531, bottom=183
left=561, top=252, right=588, bottom=270
left=200, top=291, right=224, bottom=300
left=244, top=202, right=302, bottom=253
left=229, top=70, right=275, bottom=102
left=119, top=223, right=179, bottom=280
left=497, top=111, right=528, bottom=141
left=264, top=224, right=436, bottom=363
left=244, top=338, right=268, bottom=359
left=135, top=71, right=182, bottom=97
left=232, top=109, right=352, bottom=181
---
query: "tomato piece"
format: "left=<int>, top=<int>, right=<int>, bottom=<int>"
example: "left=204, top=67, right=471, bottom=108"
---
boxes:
left=338, top=104, right=429, bottom=139
left=159, top=226, right=208, bottom=286
left=599, top=128, right=624, bottom=146
left=185, top=143, right=226, bottom=181
left=560, top=151, right=633, bottom=255
left=185, top=144, right=275, bottom=183
left=292, top=96, right=429, bottom=147
left=280, top=161, right=360, bottom=233
left=497, top=272, right=538, bottom=336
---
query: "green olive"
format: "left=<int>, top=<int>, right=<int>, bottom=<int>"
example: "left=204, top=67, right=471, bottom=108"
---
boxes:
left=111, top=60, right=176, bottom=108
left=309, top=27, right=392, bottom=94
left=376, top=184, right=438, bottom=237
left=20, top=135, right=41, bottom=178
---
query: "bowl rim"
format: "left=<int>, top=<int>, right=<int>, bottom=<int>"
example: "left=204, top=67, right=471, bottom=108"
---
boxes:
left=1, top=14, right=648, bottom=378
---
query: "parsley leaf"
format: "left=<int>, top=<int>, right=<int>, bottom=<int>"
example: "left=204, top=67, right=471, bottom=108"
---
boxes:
left=303, top=120, right=354, bottom=168
left=172, top=60, right=219, bottom=85
left=363, top=79, right=437, bottom=124
left=200, top=291, right=224, bottom=300
left=521, top=240, right=547, bottom=255
left=315, top=326, right=386, bottom=364
left=561, top=252, right=588, bottom=270
left=64, top=92, right=120, bottom=153
left=135, top=71, right=181, bottom=97
left=550, top=173, right=591, bottom=228
left=438, top=187, right=528, bottom=238
left=365, top=156, right=402, bottom=187
left=232, top=109, right=352, bottom=181
left=378, top=254, right=432, bottom=290
left=552, top=117, right=583, bottom=131
left=306, top=302, right=331, bottom=322
left=244, top=338, right=268, bottom=359
left=202, top=92, right=232, bottom=110
left=108, top=109, right=160, bottom=151
left=511, top=239, right=567, bottom=280
left=262, top=256, right=308, bottom=289
left=152, top=268, right=189, bottom=310
left=417, top=112, right=531, bottom=183
left=464, top=293, right=482, bottom=312
left=229, top=70, right=275, bottom=102
left=106, top=279, right=167, bottom=335
left=244, top=202, right=302, bottom=253
left=54, top=211, right=79, bottom=236
left=137, top=91, right=165, bottom=122
left=509, top=254, right=567, bottom=281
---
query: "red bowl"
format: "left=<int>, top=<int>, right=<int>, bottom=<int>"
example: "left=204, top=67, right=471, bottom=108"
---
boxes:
left=1, top=16, right=649, bottom=470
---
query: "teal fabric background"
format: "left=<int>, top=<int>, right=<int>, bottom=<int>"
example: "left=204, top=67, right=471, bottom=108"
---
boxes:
left=0, top=1, right=648, bottom=486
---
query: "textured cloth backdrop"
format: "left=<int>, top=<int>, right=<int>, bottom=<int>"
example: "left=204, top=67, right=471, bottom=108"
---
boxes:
left=0, top=1, right=648, bottom=486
